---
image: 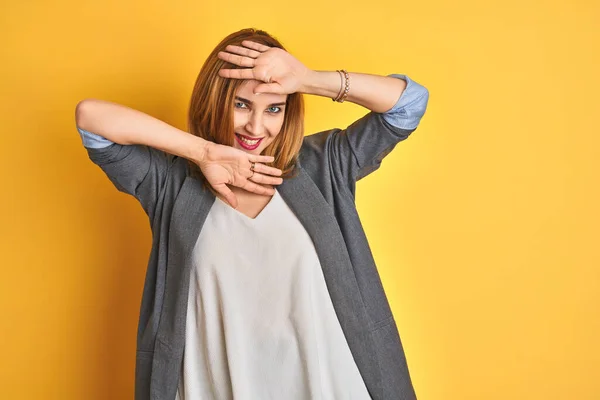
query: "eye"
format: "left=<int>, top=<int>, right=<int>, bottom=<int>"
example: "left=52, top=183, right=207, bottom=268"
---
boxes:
left=234, top=101, right=248, bottom=109
left=267, top=106, right=282, bottom=114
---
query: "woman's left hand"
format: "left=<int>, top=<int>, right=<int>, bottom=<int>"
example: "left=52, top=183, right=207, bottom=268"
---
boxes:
left=217, top=40, right=312, bottom=95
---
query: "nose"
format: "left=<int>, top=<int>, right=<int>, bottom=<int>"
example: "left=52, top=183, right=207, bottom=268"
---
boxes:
left=245, top=110, right=265, bottom=137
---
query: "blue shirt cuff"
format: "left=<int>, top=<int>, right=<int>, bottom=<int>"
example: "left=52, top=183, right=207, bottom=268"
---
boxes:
left=381, top=74, right=429, bottom=130
left=77, top=126, right=114, bottom=149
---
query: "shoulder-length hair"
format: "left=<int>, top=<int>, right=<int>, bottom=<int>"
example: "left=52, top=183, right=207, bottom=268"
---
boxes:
left=187, top=28, right=305, bottom=192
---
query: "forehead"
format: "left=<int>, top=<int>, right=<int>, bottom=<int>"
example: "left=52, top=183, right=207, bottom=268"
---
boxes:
left=236, top=80, right=287, bottom=105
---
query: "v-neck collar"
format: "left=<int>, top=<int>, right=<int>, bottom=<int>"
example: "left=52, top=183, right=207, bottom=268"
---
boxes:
left=214, top=190, right=279, bottom=222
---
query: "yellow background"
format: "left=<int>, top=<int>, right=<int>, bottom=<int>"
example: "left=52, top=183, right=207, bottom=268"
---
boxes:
left=1, top=0, right=598, bottom=399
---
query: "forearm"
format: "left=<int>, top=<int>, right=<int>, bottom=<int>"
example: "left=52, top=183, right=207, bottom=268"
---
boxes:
left=75, top=99, right=206, bottom=163
left=299, top=71, right=407, bottom=113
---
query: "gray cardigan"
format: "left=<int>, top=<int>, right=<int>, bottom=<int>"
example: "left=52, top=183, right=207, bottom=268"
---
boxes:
left=84, top=75, right=428, bottom=400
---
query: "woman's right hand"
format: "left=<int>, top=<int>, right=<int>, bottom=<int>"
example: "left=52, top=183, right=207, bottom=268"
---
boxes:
left=196, top=140, right=283, bottom=208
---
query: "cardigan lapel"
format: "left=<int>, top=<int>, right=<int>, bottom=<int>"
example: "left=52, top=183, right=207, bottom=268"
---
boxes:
left=152, top=175, right=216, bottom=399
left=277, top=166, right=383, bottom=398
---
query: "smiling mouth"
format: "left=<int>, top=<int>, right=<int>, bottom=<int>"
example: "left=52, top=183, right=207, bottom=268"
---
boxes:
left=235, top=133, right=264, bottom=149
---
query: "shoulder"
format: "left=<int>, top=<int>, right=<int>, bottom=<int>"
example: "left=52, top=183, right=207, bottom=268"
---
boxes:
left=298, top=128, right=341, bottom=175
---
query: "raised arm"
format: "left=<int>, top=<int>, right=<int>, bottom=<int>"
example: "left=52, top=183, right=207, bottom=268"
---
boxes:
left=75, top=99, right=283, bottom=209
left=217, top=41, right=429, bottom=186
left=76, top=98, right=209, bottom=160
left=301, top=71, right=406, bottom=112
left=215, top=41, right=428, bottom=130
left=299, top=72, right=428, bottom=130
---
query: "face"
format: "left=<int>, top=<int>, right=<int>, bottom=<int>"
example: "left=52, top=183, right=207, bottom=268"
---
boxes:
left=232, top=80, right=287, bottom=155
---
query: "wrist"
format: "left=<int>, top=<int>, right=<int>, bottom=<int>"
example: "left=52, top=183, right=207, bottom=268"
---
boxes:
left=299, top=70, right=343, bottom=99
left=298, top=69, right=317, bottom=94
left=191, top=135, right=210, bottom=165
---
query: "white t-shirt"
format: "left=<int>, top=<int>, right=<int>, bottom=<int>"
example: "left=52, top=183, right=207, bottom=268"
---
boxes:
left=175, top=190, right=371, bottom=400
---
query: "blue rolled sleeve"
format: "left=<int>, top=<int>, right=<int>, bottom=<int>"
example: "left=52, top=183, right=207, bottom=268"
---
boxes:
left=382, top=74, right=429, bottom=130
left=77, top=126, right=114, bottom=149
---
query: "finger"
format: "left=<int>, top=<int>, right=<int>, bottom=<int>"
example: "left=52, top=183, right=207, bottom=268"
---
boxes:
left=217, top=51, right=255, bottom=68
left=241, top=40, right=271, bottom=52
left=241, top=180, right=276, bottom=196
left=252, top=162, right=283, bottom=177
left=225, top=44, right=261, bottom=59
left=249, top=154, right=276, bottom=163
left=213, top=183, right=238, bottom=209
left=218, top=68, right=256, bottom=80
left=254, top=83, right=285, bottom=95
left=249, top=173, right=284, bottom=186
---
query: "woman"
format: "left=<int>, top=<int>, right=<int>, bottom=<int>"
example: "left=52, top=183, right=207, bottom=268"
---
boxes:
left=76, top=28, right=428, bottom=400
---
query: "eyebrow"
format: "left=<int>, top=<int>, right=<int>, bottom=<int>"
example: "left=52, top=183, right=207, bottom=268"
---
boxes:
left=235, top=96, right=287, bottom=107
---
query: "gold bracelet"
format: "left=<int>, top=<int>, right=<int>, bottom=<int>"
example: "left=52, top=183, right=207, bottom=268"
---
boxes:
left=337, top=69, right=350, bottom=103
left=332, top=70, right=345, bottom=102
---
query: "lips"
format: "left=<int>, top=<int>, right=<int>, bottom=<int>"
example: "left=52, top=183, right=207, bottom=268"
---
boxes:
left=235, top=133, right=264, bottom=150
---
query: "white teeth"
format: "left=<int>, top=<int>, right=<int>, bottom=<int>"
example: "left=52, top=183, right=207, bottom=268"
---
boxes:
left=238, top=135, right=259, bottom=145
